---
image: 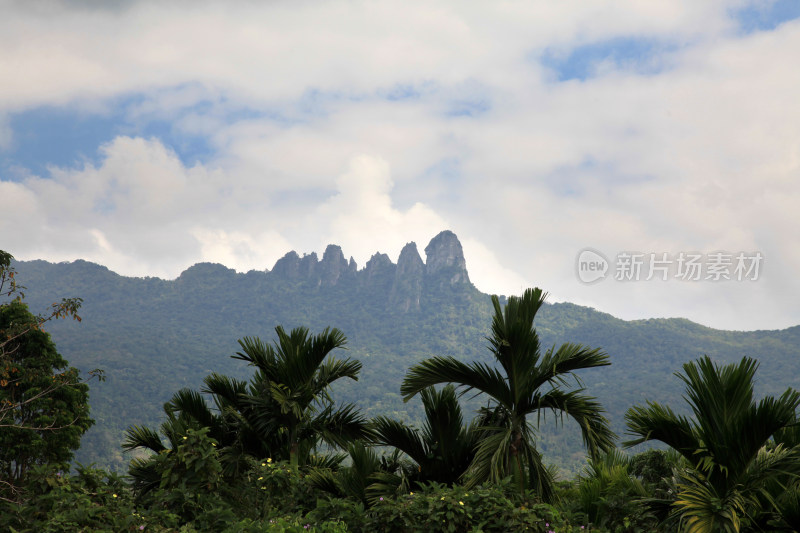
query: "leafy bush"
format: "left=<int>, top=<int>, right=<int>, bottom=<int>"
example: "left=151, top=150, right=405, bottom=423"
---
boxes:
left=243, top=458, right=328, bottom=519
left=0, top=464, right=179, bottom=532
left=305, top=497, right=367, bottom=533
left=360, top=479, right=570, bottom=532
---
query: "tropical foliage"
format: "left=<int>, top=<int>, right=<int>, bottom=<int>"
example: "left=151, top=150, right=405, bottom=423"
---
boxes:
left=5, top=274, right=800, bottom=532
left=0, top=250, right=100, bottom=502
left=625, top=355, right=800, bottom=532
left=232, top=328, right=369, bottom=468
left=0, top=301, right=94, bottom=502
left=123, top=325, right=371, bottom=496
left=401, top=288, right=615, bottom=500
left=372, top=384, right=485, bottom=489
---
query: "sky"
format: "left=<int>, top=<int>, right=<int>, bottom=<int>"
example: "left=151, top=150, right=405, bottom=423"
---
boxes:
left=1, top=0, right=799, bottom=331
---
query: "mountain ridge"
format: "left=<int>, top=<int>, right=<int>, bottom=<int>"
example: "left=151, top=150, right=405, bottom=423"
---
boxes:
left=7, top=231, right=800, bottom=474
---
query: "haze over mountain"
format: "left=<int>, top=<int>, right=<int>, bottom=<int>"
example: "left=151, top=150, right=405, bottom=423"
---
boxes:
left=11, top=231, right=800, bottom=474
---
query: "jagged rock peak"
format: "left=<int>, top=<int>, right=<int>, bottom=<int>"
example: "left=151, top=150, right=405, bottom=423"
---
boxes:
left=424, top=230, right=470, bottom=284
left=364, top=252, right=394, bottom=273
left=396, top=242, right=424, bottom=272
left=299, top=252, right=319, bottom=277
left=390, top=242, right=424, bottom=312
left=271, top=251, right=301, bottom=279
left=362, top=252, right=396, bottom=291
left=320, top=245, right=350, bottom=286
left=323, top=244, right=346, bottom=263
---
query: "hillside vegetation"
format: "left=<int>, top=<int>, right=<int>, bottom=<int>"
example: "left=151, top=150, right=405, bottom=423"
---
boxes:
left=12, top=231, right=800, bottom=475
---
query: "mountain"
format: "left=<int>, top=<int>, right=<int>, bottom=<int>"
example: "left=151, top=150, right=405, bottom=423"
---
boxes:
left=10, top=230, right=800, bottom=474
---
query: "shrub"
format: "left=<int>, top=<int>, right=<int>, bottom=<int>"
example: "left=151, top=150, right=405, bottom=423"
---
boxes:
left=0, top=464, right=179, bottom=532
left=361, top=479, right=569, bottom=532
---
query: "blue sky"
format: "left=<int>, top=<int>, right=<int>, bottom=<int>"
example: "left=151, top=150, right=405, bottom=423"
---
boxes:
left=1, top=0, right=799, bottom=331
left=541, top=37, right=678, bottom=82
left=733, top=0, right=800, bottom=33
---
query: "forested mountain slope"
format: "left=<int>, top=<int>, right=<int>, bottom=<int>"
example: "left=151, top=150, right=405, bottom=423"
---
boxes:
left=13, top=231, right=800, bottom=473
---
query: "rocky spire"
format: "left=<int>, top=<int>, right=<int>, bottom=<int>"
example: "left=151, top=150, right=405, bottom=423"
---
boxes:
left=320, top=245, right=350, bottom=286
left=269, top=231, right=471, bottom=296
left=271, top=251, right=301, bottom=280
left=298, top=252, right=319, bottom=281
left=424, top=230, right=470, bottom=285
left=361, top=252, right=396, bottom=293
left=390, top=242, right=424, bottom=312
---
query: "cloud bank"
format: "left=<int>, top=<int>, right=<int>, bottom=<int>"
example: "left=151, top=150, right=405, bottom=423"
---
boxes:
left=1, top=1, right=799, bottom=331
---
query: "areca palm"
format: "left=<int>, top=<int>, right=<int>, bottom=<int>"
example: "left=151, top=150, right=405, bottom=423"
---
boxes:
left=307, top=440, right=383, bottom=505
left=400, top=287, right=615, bottom=501
left=123, top=377, right=258, bottom=492
left=372, top=384, right=484, bottom=488
left=233, top=326, right=371, bottom=468
left=625, top=355, right=800, bottom=532
left=124, top=325, right=370, bottom=494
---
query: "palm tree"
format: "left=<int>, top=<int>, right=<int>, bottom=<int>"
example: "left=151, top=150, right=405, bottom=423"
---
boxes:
left=124, top=325, right=370, bottom=494
left=400, top=287, right=615, bottom=501
left=625, top=355, right=800, bottom=532
left=307, top=440, right=383, bottom=505
left=767, top=417, right=800, bottom=531
left=573, top=449, right=656, bottom=530
left=372, top=384, right=484, bottom=488
left=123, top=379, right=256, bottom=493
left=233, top=326, right=370, bottom=468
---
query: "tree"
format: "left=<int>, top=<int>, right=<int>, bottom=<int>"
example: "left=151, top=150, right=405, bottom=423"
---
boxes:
left=372, top=385, right=484, bottom=488
left=124, top=325, right=371, bottom=495
left=1, top=251, right=96, bottom=430
left=0, top=301, right=94, bottom=501
left=0, top=250, right=100, bottom=503
left=0, top=251, right=83, bottom=362
left=233, top=327, right=371, bottom=468
left=307, top=440, right=384, bottom=505
left=568, top=449, right=658, bottom=531
left=124, top=372, right=285, bottom=494
left=401, top=287, right=615, bottom=501
left=625, top=355, right=800, bottom=532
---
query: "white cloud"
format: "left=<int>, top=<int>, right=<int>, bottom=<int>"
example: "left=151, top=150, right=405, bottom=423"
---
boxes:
left=1, top=1, right=799, bottom=330
left=314, top=154, right=450, bottom=265
left=192, top=228, right=292, bottom=272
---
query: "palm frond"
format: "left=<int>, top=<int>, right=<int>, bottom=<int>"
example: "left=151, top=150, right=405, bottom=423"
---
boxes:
left=202, top=372, right=248, bottom=408
left=465, top=427, right=512, bottom=488
left=742, top=444, right=800, bottom=500
left=372, top=416, right=428, bottom=466
left=673, top=468, right=748, bottom=533
left=531, top=343, right=610, bottom=391
left=313, top=402, right=372, bottom=449
left=233, top=336, right=275, bottom=373
left=306, top=468, right=343, bottom=497
left=519, top=438, right=557, bottom=502
left=533, top=388, right=616, bottom=457
left=307, top=452, right=347, bottom=470
left=312, top=356, right=361, bottom=395
left=122, top=425, right=166, bottom=453
left=164, top=388, right=217, bottom=428
left=488, top=290, right=546, bottom=387
left=401, top=356, right=511, bottom=407
left=127, top=456, right=162, bottom=497
left=624, top=401, right=698, bottom=459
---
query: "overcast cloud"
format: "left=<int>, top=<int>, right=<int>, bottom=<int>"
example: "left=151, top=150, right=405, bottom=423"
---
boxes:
left=1, top=0, right=799, bottom=331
